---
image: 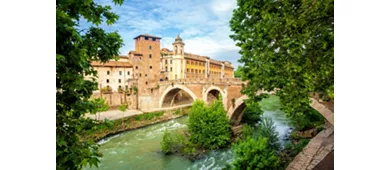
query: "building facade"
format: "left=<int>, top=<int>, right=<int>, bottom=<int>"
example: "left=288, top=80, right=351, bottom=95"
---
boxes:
left=160, top=34, right=235, bottom=80
left=89, top=56, right=134, bottom=92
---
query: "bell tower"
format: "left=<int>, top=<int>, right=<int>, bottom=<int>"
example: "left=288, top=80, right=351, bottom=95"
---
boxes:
left=172, top=34, right=185, bottom=55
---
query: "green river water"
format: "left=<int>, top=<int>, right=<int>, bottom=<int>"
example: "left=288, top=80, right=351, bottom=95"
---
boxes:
left=85, top=96, right=292, bottom=170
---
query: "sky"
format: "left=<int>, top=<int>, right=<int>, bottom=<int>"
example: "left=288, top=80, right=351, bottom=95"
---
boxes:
left=80, top=0, right=241, bottom=69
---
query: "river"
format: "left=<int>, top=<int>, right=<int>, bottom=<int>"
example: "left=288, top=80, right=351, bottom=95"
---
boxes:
left=85, top=95, right=292, bottom=170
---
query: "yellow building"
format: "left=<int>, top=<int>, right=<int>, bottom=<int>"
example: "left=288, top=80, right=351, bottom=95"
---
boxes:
left=160, top=35, right=235, bottom=80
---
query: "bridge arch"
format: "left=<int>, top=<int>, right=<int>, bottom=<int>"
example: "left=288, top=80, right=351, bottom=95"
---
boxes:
left=227, top=95, right=248, bottom=125
left=203, top=86, right=228, bottom=110
left=159, top=84, right=198, bottom=108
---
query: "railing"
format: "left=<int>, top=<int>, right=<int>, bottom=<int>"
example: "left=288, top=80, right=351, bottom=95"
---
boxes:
left=157, top=78, right=244, bottom=85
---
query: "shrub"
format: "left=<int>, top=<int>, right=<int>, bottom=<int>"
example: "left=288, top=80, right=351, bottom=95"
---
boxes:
left=253, top=116, right=281, bottom=150
left=232, top=137, right=281, bottom=170
left=241, top=124, right=254, bottom=139
left=135, top=111, right=164, bottom=121
left=161, top=130, right=175, bottom=154
left=290, top=107, right=325, bottom=131
left=187, top=99, right=231, bottom=150
left=241, top=100, right=263, bottom=126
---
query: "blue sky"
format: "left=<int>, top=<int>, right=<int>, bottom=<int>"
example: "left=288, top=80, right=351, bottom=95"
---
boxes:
left=81, top=0, right=240, bottom=68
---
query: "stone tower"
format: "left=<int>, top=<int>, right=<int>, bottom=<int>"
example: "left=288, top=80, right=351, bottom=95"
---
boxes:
left=131, top=34, right=161, bottom=92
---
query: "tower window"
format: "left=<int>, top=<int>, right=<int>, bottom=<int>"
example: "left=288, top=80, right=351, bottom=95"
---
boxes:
left=106, top=79, right=109, bottom=83
left=136, top=66, right=138, bottom=69
left=145, top=37, right=149, bottom=40
left=145, top=81, right=148, bottom=85
left=150, top=66, right=152, bottom=69
left=149, top=46, right=152, bottom=50
left=119, top=71, right=122, bottom=75
left=107, top=71, right=110, bottom=75
left=119, top=79, right=121, bottom=83
left=127, top=71, right=130, bottom=75
left=152, top=38, right=156, bottom=41
left=149, top=54, right=152, bottom=59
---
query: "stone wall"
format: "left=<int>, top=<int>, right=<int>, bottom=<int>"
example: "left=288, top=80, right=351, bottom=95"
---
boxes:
left=286, top=127, right=334, bottom=170
left=92, top=92, right=136, bottom=109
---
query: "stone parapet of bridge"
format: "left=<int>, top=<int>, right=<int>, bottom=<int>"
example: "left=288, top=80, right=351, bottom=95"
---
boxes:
left=158, top=78, right=244, bottom=86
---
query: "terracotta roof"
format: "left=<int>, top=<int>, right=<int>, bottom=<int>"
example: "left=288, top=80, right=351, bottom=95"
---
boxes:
left=91, top=61, right=133, bottom=68
left=133, top=34, right=162, bottom=39
left=209, top=59, right=222, bottom=65
left=119, top=55, right=129, bottom=59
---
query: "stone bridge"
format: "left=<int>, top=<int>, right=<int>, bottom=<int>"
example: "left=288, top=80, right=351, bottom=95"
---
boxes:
left=153, top=78, right=244, bottom=111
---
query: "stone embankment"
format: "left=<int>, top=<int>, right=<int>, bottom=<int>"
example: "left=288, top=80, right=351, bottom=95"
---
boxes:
left=286, top=126, right=334, bottom=170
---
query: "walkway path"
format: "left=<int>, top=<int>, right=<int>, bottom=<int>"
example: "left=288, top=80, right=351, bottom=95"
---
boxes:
left=85, top=109, right=143, bottom=121
left=85, top=104, right=192, bottom=121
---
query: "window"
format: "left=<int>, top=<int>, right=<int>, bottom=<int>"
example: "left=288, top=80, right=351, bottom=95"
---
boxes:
left=125, top=85, right=128, bottom=89
left=145, top=37, right=149, bottom=40
left=165, top=67, right=168, bottom=72
left=170, top=60, right=172, bottom=64
left=119, top=85, right=122, bottom=89
left=151, top=88, right=154, bottom=93
left=118, top=79, right=121, bottom=83
left=107, top=71, right=110, bottom=75
left=187, top=61, right=189, bottom=64
left=136, top=66, right=138, bottom=69
left=165, top=60, right=168, bottom=64
left=145, top=74, right=147, bottom=77
left=152, top=38, right=156, bottom=41
left=150, top=66, right=152, bottom=69
left=170, top=67, right=172, bottom=71
left=139, top=73, right=142, bottom=77
left=149, top=54, right=152, bottom=59
left=149, top=46, right=152, bottom=50
left=119, top=71, right=122, bottom=75
left=191, top=69, right=194, bottom=73
left=187, top=68, right=189, bottom=72
left=127, top=71, right=130, bottom=75
left=145, top=81, right=148, bottom=85
left=106, top=79, right=109, bottom=83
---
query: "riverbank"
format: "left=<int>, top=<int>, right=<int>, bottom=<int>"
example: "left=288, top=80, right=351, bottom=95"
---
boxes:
left=82, top=106, right=191, bottom=142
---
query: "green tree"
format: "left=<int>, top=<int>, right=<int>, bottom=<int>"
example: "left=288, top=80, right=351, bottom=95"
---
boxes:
left=56, top=0, right=124, bottom=169
left=232, top=137, right=281, bottom=170
left=234, top=65, right=243, bottom=78
left=91, top=98, right=109, bottom=120
left=230, top=0, right=334, bottom=119
left=118, top=103, right=128, bottom=126
left=187, top=99, right=231, bottom=150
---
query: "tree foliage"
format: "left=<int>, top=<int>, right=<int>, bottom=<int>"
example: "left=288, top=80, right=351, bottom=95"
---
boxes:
left=232, top=137, right=281, bottom=170
left=230, top=0, right=334, bottom=118
left=241, top=99, right=264, bottom=126
left=56, top=0, right=124, bottom=169
left=187, top=99, right=231, bottom=150
left=161, top=130, right=175, bottom=154
left=234, top=65, right=243, bottom=78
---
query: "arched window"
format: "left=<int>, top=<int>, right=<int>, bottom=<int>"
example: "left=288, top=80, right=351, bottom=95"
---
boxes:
left=107, top=70, right=110, bottom=75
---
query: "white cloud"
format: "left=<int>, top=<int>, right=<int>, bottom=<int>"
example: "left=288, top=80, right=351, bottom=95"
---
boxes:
left=90, top=0, right=241, bottom=68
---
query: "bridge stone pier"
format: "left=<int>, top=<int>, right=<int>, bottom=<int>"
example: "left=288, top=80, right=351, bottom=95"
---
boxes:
left=136, top=78, right=245, bottom=111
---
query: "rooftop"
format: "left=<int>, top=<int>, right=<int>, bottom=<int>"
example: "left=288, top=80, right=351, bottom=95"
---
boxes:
left=133, top=34, right=162, bottom=40
left=91, top=60, right=133, bottom=68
